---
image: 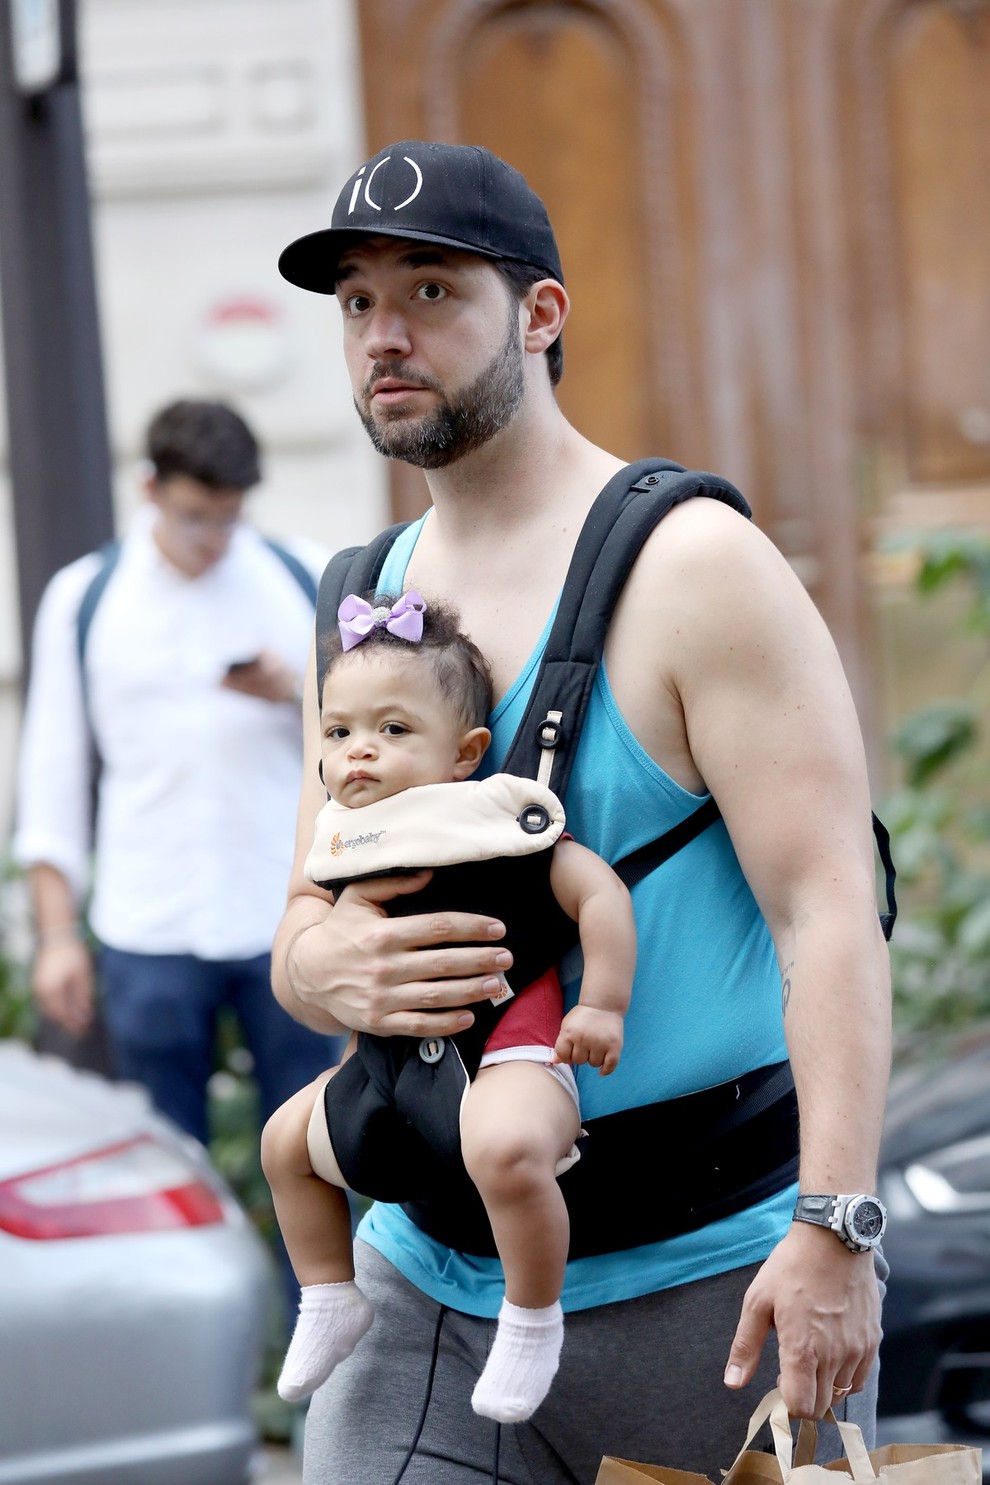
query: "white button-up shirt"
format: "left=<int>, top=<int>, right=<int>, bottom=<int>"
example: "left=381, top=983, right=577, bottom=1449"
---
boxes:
left=14, top=505, right=327, bottom=959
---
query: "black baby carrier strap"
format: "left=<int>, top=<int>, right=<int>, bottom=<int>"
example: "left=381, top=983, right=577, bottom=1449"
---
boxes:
left=314, top=459, right=896, bottom=1258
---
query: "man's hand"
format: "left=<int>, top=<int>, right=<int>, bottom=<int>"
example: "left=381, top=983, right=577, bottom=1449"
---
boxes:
left=288, top=871, right=515, bottom=1037
left=33, top=938, right=95, bottom=1036
left=220, top=649, right=301, bottom=705
left=553, top=1005, right=624, bottom=1074
left=723, top=1220, right=881, bottom=1418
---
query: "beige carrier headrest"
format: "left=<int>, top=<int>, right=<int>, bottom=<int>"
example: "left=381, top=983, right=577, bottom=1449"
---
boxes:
left=305, top=773, right=565, bottom=887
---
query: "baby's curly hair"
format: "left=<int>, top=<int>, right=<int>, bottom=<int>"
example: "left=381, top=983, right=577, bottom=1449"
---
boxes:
left=321, top=592, right=493, bottom=729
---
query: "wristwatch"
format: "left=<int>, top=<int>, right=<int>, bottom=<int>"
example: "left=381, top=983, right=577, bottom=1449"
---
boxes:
left=792, top=1193, right=887, bottom=1253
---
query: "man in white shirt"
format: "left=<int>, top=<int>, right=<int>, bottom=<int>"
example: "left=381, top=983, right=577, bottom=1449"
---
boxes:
left=14, top=398, right=337, bottom=1147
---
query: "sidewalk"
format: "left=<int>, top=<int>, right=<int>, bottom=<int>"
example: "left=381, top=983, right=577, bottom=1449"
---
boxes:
left=256, top=1443, right=303, bottom=1483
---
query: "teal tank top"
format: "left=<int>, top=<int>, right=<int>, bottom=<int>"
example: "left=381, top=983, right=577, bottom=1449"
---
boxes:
left=359, top=518, right=796, bottom=1314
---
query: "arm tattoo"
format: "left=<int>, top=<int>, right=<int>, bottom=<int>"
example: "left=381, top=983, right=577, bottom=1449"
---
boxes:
left=781, top=961, right=794, bottom=1017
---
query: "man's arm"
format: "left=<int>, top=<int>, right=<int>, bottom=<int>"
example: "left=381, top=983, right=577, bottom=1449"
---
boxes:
left=14, top=559, right=102, bottom=1035
left=270, top=636, right=518, bottom=1037
left=27, top=862, right=95, bottom=1035
left=626, top=501, right=891, bottom=1419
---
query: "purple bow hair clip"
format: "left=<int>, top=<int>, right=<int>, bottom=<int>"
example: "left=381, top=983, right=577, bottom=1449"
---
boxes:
left=337, top=591, right=427, bottom=651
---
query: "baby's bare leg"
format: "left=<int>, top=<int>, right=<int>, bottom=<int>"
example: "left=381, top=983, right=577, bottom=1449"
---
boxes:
left=462, top=1061, right=579, bottom=1306
left=261, top=1071, right=354, bottom=1285
left=461, top=1061, right=580, bottom=1422
left=261, top=1069, right=372, bottom=1402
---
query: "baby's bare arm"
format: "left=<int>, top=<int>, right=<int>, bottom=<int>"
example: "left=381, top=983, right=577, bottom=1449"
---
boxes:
left=549, top=840, right=635, bottom=1073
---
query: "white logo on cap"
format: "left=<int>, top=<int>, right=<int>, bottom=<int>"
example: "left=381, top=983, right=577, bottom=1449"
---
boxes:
left=347, top=156, right=424, bottom=215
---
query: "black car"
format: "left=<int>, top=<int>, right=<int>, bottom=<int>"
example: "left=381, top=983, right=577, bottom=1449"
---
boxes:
left=876, top=1026, right=990, bottom=1474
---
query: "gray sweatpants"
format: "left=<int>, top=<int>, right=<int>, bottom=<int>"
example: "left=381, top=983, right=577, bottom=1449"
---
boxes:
left=302, top=1239, right=885, bottom=1485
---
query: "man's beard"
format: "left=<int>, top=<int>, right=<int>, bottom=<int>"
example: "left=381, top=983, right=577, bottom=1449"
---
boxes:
left=354, top=306, right=525, bottom=470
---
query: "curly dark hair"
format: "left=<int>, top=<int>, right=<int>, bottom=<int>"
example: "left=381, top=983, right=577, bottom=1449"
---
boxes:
left=145, top=399, right=261, bottom=491
left=322, top=591, right=493, bottom=728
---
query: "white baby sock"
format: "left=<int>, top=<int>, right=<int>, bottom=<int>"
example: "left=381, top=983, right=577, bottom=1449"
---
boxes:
left=277, top=1281, right=374, bottom=1402
left=470, top=1298, right=564, bottom=1423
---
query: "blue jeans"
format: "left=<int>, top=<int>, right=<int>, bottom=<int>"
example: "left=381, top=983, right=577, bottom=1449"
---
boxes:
left=98, top=946, right=339, bottom=1144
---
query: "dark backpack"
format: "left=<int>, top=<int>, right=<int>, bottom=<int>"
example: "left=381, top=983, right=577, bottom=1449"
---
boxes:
left=313, top=458, right=895, bottom=1258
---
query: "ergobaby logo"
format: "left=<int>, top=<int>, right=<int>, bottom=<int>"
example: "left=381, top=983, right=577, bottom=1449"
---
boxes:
left=347, top=155, right=424, bottom=215
left=329, top=829, right=388, bottom=858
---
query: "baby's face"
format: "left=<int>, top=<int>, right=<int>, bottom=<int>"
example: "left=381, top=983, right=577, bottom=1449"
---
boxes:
left=319, top=648, right=476, bottom=807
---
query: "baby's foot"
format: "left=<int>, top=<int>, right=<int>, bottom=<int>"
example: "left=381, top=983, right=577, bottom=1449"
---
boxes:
left=277, top=1281, right=374, bottom=1402
left=471, top=1299, right=564, bottom=1423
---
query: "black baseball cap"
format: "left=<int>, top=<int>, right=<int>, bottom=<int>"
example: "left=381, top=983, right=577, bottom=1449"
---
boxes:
left=278, top=140, right=563, bottom=294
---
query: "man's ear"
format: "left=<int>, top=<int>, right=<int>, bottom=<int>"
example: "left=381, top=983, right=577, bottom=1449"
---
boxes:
left=452, top=726, right=491, bottom=780
left=522, top=280, right=569, bottom=356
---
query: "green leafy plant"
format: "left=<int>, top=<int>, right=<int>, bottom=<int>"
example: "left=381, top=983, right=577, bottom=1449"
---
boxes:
left=0, top=861, right=36, bottom=1042
left=882, top=531, right=990, bottom=1040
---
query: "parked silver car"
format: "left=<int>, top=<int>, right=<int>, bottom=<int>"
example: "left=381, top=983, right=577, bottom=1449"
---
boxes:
left=0, top=1040, right=271, bottom=1485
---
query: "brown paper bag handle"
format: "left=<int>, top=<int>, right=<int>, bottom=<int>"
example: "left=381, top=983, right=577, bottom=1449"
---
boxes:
left=801, top=1407, right=878, bottom=1479
left=724, top=1390, right=795, bottom=1480
left=726, top=1391, right=878, bottom=1483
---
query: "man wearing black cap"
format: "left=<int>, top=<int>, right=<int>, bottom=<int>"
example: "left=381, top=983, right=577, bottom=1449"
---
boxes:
left=273, top=141, right=890, bottom=1483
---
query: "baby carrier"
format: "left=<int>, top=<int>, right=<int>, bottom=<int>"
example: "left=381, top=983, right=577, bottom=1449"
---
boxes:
left=313, top=458, right=897, bottom=1260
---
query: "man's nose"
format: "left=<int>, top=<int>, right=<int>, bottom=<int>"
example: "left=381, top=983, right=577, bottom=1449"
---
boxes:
left=364, top=303, right=414, bottom=360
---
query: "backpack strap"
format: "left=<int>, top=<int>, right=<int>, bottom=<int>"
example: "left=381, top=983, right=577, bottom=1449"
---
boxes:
left=873, top=811, right=898, bottom=942
left=500, top=459, right=751, bottom=796
left=496, top=462, right=897, bottom=931
left=314, top=521, right=411, bottom=705
left=497, top=459, right=750, bottom=885
left=262, top=536, right=319, bottom=606
left=76, top=539, right=122, bottom=671
left=73, top=540, right=123, bottom=822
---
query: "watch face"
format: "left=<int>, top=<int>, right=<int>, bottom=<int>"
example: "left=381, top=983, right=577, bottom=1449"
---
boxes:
left=848, top=1198, right=885, bottom=1242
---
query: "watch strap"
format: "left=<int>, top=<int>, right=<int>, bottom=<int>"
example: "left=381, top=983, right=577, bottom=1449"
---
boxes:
left=792, top=1193, right=882, bottom=1252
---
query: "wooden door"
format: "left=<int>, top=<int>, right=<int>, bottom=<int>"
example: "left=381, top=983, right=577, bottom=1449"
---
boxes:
left=836, top=0, right=990, bottom=740
left=353, top=0, right=990, bottom=761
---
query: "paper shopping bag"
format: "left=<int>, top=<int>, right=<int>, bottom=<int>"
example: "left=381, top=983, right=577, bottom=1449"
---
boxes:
left=775, top=1399, right=981, bottom=1484
left=783, top=1415, right=982, bottom=1484
left=595, top=1463, right=710, bottom=1484
left=596, top=1389, right=792, bottom=1484
left=727, top=1391, right=982, bottom=1485
left=596, top=1388, right=982, bottom=1485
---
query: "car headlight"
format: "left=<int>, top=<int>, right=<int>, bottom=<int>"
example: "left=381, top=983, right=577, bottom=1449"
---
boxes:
left=0, top=1135, right=225, bottom=1239
left=900, top=1132, right=990, bottom=1215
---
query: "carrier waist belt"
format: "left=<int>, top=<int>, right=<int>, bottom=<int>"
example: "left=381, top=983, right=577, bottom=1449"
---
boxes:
left=401, top=1059, right=799, bottom=1260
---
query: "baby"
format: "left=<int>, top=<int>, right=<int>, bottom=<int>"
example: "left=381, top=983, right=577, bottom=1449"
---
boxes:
left=261, top=590, right=636, bottom=1423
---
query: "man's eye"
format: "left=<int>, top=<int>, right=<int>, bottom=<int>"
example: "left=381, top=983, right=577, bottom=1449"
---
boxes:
left=416, top=282, right=447, bottom=302
left=343, top=293, right=372, bottom=315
